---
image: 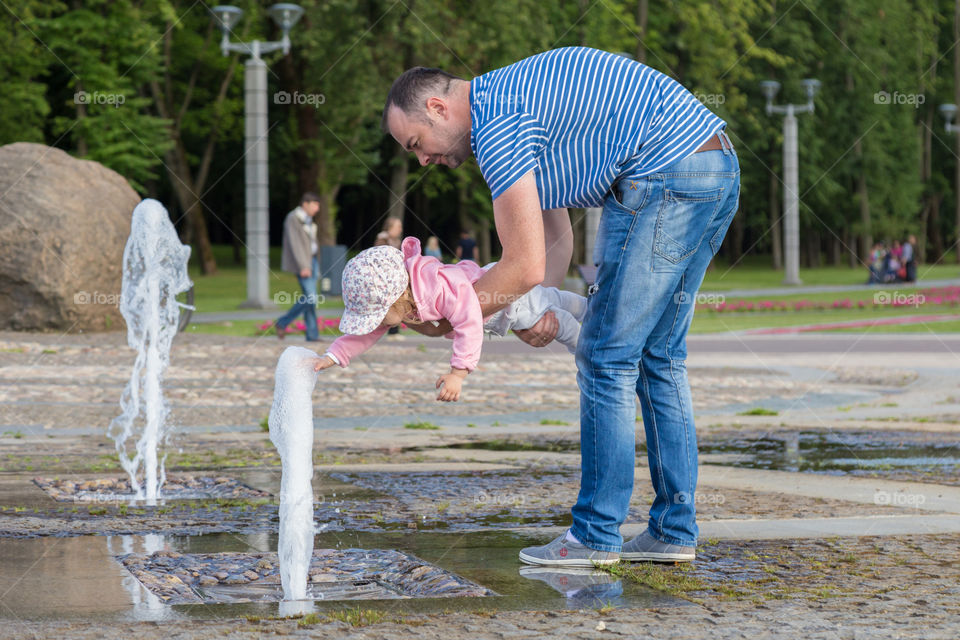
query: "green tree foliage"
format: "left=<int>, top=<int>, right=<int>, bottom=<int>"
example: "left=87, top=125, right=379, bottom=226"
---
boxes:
left=2, top=0, right=957, bottom=274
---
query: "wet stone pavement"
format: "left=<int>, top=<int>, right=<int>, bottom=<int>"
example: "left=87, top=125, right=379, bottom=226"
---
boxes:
left=1, top=330, right=960, bottom=638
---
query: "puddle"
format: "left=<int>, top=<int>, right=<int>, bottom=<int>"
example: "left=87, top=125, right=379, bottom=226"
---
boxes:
left=699, top=430, right=960, bottom=482
left=0, top=531, right=683, bottom=621
left=443, top=440, right=580, bottom=453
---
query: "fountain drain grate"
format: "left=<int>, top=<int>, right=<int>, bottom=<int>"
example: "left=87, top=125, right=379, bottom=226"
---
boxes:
left=118, top=548, right=496, bottom=604
left=33, top=474, right=271, bottom=502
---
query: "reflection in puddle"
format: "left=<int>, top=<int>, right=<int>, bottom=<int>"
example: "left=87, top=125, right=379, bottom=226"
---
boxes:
left=517, top=567, right=623, bottom=606
left=699, top=430, right=960, bottom=481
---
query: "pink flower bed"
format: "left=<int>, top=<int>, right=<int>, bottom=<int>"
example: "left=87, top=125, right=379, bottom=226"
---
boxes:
left=701, top=286, right=960, bottom=313
left=257, top=317, right=341, bottom=333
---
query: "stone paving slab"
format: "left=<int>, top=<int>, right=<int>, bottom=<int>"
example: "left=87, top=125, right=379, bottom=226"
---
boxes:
left=699, top=465, right=960, bottom=513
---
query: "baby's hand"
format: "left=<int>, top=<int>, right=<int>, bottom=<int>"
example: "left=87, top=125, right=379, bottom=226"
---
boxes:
left=436, top=369, right=468, bottom=402
left=314, top=355, right=335, bottom=372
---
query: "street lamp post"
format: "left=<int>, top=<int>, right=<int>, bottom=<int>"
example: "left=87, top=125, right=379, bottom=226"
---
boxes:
left=761, top=78, right=821, bottom=286
left=211, top=4, right=304, bottom=309
left=939, top=104, right=960, bottom=265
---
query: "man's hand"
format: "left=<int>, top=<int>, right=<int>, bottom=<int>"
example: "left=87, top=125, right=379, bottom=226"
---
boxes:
left=514, top=311, right=559, bottom=347
left=313, top=355, right=336, bottom=372
left=436, top=368, right=468, bottom=402
left=300, top=268, right=311, bottom=278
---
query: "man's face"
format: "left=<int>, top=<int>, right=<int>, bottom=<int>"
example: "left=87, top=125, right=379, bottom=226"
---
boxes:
left=303, top=200, right=320, bottom=216
left=387, top=102, right=471, bottom=169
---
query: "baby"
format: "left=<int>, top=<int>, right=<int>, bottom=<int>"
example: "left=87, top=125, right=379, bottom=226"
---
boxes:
left=314, top=237, right=586, bottom=401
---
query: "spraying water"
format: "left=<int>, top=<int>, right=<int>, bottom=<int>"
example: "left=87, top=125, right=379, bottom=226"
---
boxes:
left=268, top=346, right=319, bottom=601
left=108, top=199, right=192, bottom=504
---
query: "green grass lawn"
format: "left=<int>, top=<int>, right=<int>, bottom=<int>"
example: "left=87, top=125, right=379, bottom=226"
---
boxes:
left=187, top=245, right=343, bottom=313
left=688, top=306, right=960, bottom=334
left=700, top=255, right=960, bottom=291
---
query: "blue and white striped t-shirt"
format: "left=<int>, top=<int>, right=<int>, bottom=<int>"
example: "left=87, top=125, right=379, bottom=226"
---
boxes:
left=469, top=47, right=726, bottom=209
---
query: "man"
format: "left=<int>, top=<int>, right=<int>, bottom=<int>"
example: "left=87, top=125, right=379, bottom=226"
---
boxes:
left=455, top=230, right=477, bottom=262
left=275, top=192, right=322, bottom=342
left=384, top=47, right=740, bottom=566
left=903, top=235, right=917, bottom=283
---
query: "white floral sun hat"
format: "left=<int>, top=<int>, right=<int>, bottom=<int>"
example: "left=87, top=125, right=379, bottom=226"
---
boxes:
left=338, top=245, right=409, bottom=335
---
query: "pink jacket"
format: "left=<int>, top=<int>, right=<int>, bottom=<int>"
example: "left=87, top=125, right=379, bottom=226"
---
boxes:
left=327, top=237, right=487, bottom=371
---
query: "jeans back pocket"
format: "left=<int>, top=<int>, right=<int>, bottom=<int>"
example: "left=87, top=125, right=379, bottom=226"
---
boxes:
left=653, top=187, right=725, bottom=265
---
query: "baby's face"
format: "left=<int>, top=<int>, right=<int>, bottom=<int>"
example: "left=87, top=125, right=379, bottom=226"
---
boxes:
left=380, top=308, right=404, bottom=328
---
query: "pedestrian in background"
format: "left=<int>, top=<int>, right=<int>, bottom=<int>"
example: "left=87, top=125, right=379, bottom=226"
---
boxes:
left=275, top=192, right=321, bottom=342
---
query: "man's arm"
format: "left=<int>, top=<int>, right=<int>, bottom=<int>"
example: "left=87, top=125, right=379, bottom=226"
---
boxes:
left=541, top=208, right=573, bottom=288
left=473, top=171, right=545, bottom=316
left=409, top=172, right=559, bottom=345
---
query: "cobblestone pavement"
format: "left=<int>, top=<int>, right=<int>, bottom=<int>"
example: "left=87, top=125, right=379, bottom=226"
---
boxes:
left=1, top=330, right=959, bottom=638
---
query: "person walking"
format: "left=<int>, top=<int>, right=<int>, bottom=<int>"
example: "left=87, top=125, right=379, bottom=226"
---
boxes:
left=383, top=46, right=739, bottom=566
left=455, top=230, right=477, bottom=262
left=903, top=235, right=917, bottom=283
left=275, top=192, right=322, bottom=342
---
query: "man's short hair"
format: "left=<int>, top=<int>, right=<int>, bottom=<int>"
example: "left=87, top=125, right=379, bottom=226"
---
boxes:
left=382, top=67, right=463, bottom=133
left=301, top=192, right=320, bottom=204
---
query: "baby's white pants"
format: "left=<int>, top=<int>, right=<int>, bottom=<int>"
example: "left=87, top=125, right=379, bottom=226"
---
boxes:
left=484, top=285, right=587, bottom=354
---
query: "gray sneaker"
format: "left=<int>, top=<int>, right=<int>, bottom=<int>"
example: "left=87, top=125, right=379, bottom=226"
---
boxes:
left=621, top=530, right=696, bottom=562
left=519, top=533, right=619, bottom=567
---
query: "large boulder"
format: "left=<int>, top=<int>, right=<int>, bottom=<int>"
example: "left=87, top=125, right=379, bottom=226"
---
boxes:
left=0, top=142, right=139, bottom=331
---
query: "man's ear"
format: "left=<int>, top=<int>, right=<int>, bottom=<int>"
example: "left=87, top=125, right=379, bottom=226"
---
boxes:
left=425, top=96, right=447, bottom=120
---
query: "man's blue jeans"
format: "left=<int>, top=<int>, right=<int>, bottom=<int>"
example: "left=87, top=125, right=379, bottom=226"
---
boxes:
left=276, top=255, right=320, bottom=341
left=572, top=138, right=740, bottom=552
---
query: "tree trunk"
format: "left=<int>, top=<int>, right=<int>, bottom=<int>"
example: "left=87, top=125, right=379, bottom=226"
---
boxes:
left=920, top=45, right=937, bottom=268
left=571, top=208, right=586, bottom=267
left=728, top=206, right=744, bottom=264
left=478, top=215, right=491, bottom=265
left=769, top=166, right=782, bottom=269
left=856, top=138, right=871, bottom=261
left=387, top=144, right=409, bottom=223
left=315, top=159, right=338, bottom=246
left=930, top=193, right=944, bottom=260
left=634, top=0, right=648, bottom=63
left=955, top=0, right=960, bottom=262
left=164, top=144, right=217, bottom=275
left=845, top=229, right=858, bottom=268
left=149, top=23, right=236, bottom=275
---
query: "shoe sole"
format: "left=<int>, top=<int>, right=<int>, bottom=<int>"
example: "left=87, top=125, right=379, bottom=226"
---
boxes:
left=518, top=551, right=619, bottom=567
left=620, top=551, right=695, bottom=563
